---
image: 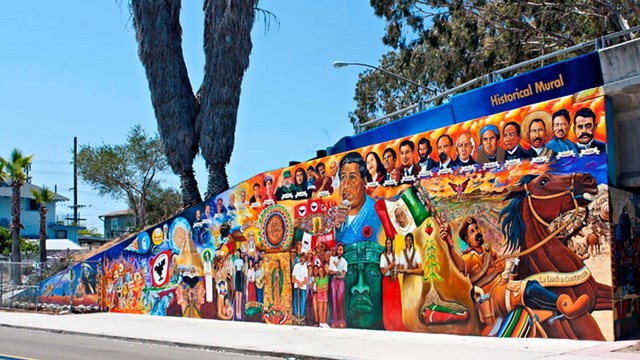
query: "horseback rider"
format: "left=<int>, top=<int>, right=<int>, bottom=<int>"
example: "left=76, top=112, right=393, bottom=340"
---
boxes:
left=440, top=216, right=590, bottom=326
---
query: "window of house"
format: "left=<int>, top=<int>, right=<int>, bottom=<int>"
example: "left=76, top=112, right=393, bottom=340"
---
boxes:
left=55, top=229, right=67, bottom=239
left=111, top=217, right=119, bottom=230
left=29, top=199, right=39, bottom=210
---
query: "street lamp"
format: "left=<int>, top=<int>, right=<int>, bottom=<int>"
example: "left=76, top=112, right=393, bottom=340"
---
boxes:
left=332, top=61, right=433, bottom=92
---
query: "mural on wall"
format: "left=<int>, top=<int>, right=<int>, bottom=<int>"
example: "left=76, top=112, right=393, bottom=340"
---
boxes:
left=609, top=187, right=640, bottom=338
left=40, top=87, right=615, bottom=340
left=39, top=260, right=101, bottom=312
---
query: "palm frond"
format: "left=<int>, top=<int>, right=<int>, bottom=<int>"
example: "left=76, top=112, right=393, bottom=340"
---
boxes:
left=31, top=186, right=55, bottom=205
left=4, top=149, right=33, bottom=184
left=0, top=158, right=7, bottom=183
left=255, top=7, right=280, bottom=34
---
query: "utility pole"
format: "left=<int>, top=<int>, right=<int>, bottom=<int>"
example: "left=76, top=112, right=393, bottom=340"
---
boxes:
left=67, top=137, right=86, bottom=225
left=26, top=163, right=32, bottom=183
left=73, top=136, right=78, bottom=224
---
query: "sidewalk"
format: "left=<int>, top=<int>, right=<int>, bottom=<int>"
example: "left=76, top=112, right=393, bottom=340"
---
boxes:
left=0, top=311, right=639, bottom=360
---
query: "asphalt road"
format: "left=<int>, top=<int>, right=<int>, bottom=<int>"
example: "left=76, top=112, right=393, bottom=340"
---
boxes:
left=0, top=327, right=281, bottom=360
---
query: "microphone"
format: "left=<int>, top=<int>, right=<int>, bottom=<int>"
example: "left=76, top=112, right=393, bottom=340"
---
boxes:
left=337, top=200, right=350, bottom=229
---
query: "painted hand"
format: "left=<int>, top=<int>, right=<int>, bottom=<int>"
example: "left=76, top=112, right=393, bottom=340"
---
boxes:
left=440, top=224, right=453, bottom=246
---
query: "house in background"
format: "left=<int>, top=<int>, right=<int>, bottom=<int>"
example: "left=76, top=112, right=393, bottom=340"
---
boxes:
left=78, top=234, right=111, bottom=251
left=0, top=182, right=82, bottom=241
left=100, top=209, right=136, bottom=239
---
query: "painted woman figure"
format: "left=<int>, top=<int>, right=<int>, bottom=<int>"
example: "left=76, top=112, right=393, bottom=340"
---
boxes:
left=255, top=259, right=265, bottom=304
left=293, top=167, right=310, bottom=199
left=215, top=258, right=233, bottom=320
left=263, top=175, right=277, bottom=205
left=233, top=251, right=245, bottom=320
left=246, top=258, right=257, bottom=302
left=316, top=264, right=329, bottom=328
left=304, top=264, right=316, bottom=326
left=365, top=151, right=387, bottom=184
left=271, top=259, right=284, bottom=306
left=379, top=237, right=407, bottom=331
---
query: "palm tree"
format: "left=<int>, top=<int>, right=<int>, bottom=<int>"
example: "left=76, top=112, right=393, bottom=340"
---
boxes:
left=31, top=186, right=55, bottom=264
left=131, top=0, right=201, bottom=208
left=0, top=157, right=6, bottom=185
left=131, top=0, right=264, bottom=204
left=197, top=0, right=257, bottom=198
left=1, top=149, right=33, bottom=285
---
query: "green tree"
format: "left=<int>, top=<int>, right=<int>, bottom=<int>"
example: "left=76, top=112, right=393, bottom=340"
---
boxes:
left=77, top=227, right=104, bottom=238
left=144, top=183, right=181, bottom=226
left=352, top=0, right=640, bottom=130
left=0, top=227, right=38, bottom=257
left=130, top=0, right=275, bottom=205
left=77, top=125, right=167, bottom=229
left=30, top=186, right=55, bottom=263
left=1, top=149, right=34, bottom=284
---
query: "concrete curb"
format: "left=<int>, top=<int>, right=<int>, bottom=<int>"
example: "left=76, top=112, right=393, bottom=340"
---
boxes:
left=0, top=323, right=336, bottom=360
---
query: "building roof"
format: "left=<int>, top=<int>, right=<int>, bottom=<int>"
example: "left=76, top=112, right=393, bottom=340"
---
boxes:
left=78, top=235, right=110, bottom=244
left=0, top=182, right=68, bottom=202
left=99, top=209, right=135, bottom=218
left=43, top=239, right=83, bottom=251
left=49, top=223, right=86, bottom=231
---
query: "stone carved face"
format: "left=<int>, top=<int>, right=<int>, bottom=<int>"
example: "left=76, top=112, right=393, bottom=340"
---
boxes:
left=344, top=243, right=383, bottom=329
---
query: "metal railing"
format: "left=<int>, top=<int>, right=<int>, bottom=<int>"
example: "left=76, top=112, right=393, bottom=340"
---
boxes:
left=356, top=25, right=640, bottom=133
left=0, top=259, right=102, bottom=313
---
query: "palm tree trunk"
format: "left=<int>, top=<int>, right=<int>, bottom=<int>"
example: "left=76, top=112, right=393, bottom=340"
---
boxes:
left=179, top=169, right=201, bottom=208
left=39, top=207, right=48, bottom=264
left=198, top=0, right=256, bottom=198
left=206, top=161, right=229, bottom=199
left=10, top=180, right=22, bottom=285
left=131, top=0, right=202, bottom=208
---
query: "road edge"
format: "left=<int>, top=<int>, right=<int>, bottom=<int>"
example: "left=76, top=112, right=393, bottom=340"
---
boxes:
left=0, top=323, right=337, bottom=360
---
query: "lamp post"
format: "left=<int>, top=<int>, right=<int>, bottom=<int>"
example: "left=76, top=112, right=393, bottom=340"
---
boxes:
left=332, top=61, right=433, bottom=92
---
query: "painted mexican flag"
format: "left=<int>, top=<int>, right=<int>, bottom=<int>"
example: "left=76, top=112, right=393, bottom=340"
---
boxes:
left=375, top=187, right=431, bottom=238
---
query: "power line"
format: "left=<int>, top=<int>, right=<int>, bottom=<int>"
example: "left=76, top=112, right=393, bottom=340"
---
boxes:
left=32, top=160, right=72, bottom=166
left=31, top=170, right=71, bottom=176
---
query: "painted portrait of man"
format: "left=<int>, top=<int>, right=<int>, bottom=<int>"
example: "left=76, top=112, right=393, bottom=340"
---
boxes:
left=574, top=107, right=606, bottom=153
left=546, top=109, right=579, bottom=154
left=436, top=134, right=454, bottom=170
left=418, top=137, right=437, bottom=171
left=382, top=148, right=400, bottom=183
left=502, top=121, right=532, bottom=160
left=397, top=139, right=422, bottom=182
left=523, top=110, right=556, bottom=160
left=334, top=152, right=383, bottom=244
left=343, top=241, right=384, bottom=329
left=454, top=132, right=477, bottom=167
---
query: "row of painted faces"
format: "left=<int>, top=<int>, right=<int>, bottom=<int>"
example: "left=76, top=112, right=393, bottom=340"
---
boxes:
left=196, top=106, right=606, bottom=217
left=372, top=107, right=605, bottom=180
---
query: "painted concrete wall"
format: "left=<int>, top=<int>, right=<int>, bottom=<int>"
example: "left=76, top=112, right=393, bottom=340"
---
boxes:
left=40, top=87, right=617, bottom=341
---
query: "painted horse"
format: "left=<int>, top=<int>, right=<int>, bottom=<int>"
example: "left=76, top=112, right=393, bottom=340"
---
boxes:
left=500, top=172, right=612, bottom=340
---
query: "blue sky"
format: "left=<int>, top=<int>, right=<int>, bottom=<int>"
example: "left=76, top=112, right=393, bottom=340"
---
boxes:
left=0, top=1, right=389, bottom=232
